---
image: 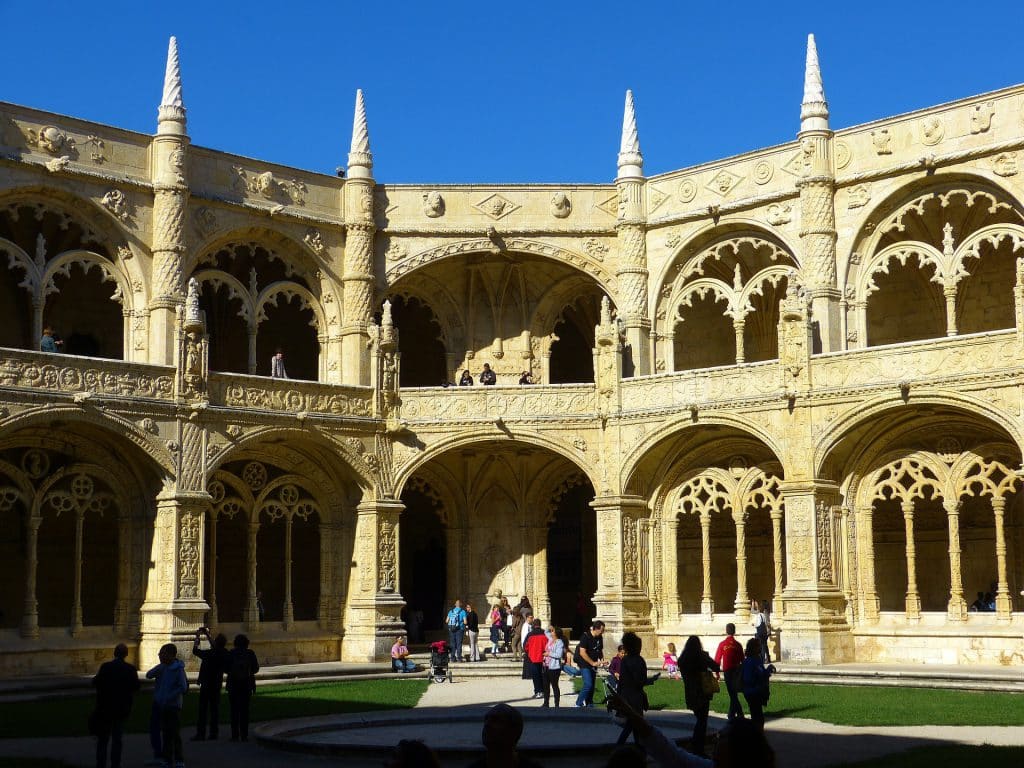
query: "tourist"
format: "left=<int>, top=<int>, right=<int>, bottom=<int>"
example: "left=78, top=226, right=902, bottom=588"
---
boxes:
left=662, top=642, right=679, bottom=680
left=192, top=627, right=229, bottom=741
left=574, top=620, right=606, bottom=708
left=615, top=632, right=653, bottom=746
left=609, top=690, right=776, bottom=768
left=969, top=591, right=986, bottom=611
left=489, top=603, right=504, bottom=657
left=391, top=635, right=416, bottom=673
left=459, top=369, right=474, bottom=386
left=523, top=618, right=547, bottom=698
left=714, top=623, right=745, bottom=722
left=518, top=371, right=534, bottom=385
left=445, top=599, right=467, bottom=663
left=608, top=644, right=626, bottom=683
left=40, top=326, right=63, bottom=353
left=465, top=703, right=543, bottom=768
left=679, top=635, right=720, bottom=756
left=480, top=363, right=497, bottom=385
left=984, top=592, right=996, bottom=611
left=271, top=349, right=288, bottom=378
left=501, top=596, right=513, bottom=651
left=226, top=633, right=259, bottom=742
left=740, top=638, right=775, bottom=732
left=542, top=624, right=566, bottom=707
left=92, top=643, right=140, bottom=768
left=146, top=643, right=188, bottom=768
left=750, top=601, right=770, bottom=663
left=466, top=602, right=481, bottom=662
left=386, top=738, right=442, bottom=768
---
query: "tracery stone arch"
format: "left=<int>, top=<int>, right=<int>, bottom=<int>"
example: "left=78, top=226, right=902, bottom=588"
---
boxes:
left=846, top=178, right=1024, bottom=347
left=655, top=231, right=797, bottom=370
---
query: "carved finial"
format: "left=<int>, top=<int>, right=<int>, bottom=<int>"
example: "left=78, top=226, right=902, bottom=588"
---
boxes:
left=382, top=299, right=394, bottom=328
left=158, top=36, right=186, bottom=127
left=733, top=263, right=743, bottom=291
left=617, top=90, right=644, bottom=179
left=800, top=34, right=829, bottom=132
left=347, top=89, right=373, bottom=178
left=184, top=277, right=203, bottom=328
left=600, top=295, right=613, bottom=326
left=942, top=222, right=955, bottom=256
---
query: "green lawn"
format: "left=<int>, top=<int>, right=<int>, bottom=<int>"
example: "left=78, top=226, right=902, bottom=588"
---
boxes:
left=825, top=744, right=1024, bottom=768
left=584, top=679, right=1024, bottom=727
left=0, top=679, right=428, bottom=740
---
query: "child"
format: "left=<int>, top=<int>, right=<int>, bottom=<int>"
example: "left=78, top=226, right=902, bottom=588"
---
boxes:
left=662, top=642, right=679, bottom=679
left=146, top=643, right=188, bottom=768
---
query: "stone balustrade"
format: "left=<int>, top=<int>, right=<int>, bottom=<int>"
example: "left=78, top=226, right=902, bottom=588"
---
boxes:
left=207, top=372, right=373, bottom=417
left=398, top=383, right=599, bottom=423
left=0, top=347, right=175, bottom=400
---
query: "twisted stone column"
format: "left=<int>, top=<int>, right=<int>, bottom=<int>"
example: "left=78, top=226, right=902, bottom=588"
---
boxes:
left=992, top=497, right=1012, bottom=620
left=733, top=511, right=750, bottom=618
left=902, top=501, right=921, bottom=621
left=20, top=514, right=41, bottom=639
left=859, top=506, right=880, bottom=623
left=944, top=499, right=967, bottom=621
left=700, top=512, right=714, bottom=619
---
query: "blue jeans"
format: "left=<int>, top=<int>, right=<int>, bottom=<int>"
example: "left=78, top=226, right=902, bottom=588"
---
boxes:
left=392, top=658, right=416, bottom=673
left=449, top=628, right=464, bottom=661
left=576, top=666, right=596, bottom=707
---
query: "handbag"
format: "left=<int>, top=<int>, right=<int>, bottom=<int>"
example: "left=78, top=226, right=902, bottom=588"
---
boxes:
left=701, top=669, right=720, bottom=696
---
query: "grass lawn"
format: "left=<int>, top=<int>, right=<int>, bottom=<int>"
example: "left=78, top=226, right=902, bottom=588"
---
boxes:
left=581, top=679, right=1024, bottom=727
left=826, top=744, right=1024, bottom=767
left=0, top=679, right=428, bottom=740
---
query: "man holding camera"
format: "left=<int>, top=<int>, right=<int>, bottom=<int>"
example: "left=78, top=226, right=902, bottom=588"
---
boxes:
left=192, top=627, right=229, bottom=741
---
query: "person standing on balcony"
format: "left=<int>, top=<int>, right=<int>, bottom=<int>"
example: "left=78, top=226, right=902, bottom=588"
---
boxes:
left=480, top=363, right=497, bottom=385
left=459, top=369, right=474, bottom=386
left=270, top=349, right=288, bottom=379
left=40, top=326, right=64, bottom=353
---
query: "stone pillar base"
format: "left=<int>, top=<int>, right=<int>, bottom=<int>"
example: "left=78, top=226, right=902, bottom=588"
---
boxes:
left=594, top=593, right=654, bottom=649
left=138, top=600, right=210, bottom=673
left=342, top=594, right=406, bottom=662
left=779, top=590, right=853, bottom=664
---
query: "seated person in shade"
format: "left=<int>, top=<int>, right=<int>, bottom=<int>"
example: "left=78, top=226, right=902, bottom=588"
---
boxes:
left=391, top=635, right=416, bottom=673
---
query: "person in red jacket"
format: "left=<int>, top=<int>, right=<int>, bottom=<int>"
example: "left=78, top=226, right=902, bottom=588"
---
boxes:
left=523, top=619, right=548, bottom=698
left=714, top=622, right=746, bottom=721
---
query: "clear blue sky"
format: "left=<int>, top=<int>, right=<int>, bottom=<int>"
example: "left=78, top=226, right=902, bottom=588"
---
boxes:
left=1, top=1, right=1020, bottom=183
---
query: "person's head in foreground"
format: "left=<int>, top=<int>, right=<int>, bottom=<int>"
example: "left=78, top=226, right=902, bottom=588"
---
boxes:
left=713, top=718, right=775, bottom=767
left=386, top=738, right=441, bottom=768
left=481, top=703, right=523, bottom=752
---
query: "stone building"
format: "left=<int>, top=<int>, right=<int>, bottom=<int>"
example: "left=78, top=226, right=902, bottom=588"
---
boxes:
left=1, top=35, right=1022, bottom=676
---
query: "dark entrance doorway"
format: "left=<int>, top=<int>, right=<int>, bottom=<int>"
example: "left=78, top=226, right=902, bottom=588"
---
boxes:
left=547, top=481, right=597, bottom=635
left=399, top=486, right=447, bottom=642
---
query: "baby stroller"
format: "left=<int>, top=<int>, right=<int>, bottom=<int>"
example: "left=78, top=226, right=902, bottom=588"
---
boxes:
left=428, top=639, right=453, bottom=684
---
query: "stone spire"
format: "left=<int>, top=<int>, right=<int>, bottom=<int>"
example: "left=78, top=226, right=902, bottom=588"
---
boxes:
left=347, top=88, right=373, bottom=179
left=158, top=36, right=186, bottom=128
left=800, top=34, right=829, bottom=132
left=617, top=89, right=643, bottom=179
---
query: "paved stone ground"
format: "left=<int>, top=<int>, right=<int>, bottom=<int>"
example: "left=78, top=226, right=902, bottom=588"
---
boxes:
left=0, top=676, right=1021, bottom=767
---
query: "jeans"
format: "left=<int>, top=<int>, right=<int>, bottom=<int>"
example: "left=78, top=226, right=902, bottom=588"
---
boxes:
left=490, top=626, right=502, bottom=653
left=392, top=658, right=416, bottom=673
left=576, top=666, right=596, bottom=707
left=690, top=700, right=710, bottom=755
left=467, top=630, right=479, bottom=661
left=448, top=627, right=464, bottom=661
left=724, top=668, right=744, bottom=720
left=95, top=715, right=124, bottom=768
left=159, top=706, right=183, bottom=765
left=543, top=668, right=562, bottom=706
left=229, top=688, right=252, bottom=740
left=148, top=704, right=162, bottom=758
left=196, top=683, right=221, bottom=738
left=744, top=691, right=765, bottom=730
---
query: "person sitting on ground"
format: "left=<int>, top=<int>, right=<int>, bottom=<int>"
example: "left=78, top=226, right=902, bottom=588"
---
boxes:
left=480, top=363, right=497, bottom=385
left=386, top=738, right=442, bottom=768
left=92, top=643, right=140, bottom=768
left=391, top=635, right=416, bottom=673
left=662, top=642, right=679, bottom=679
left=466, top=703, right=544, bottom=768
left=459, top=369, right=474, bottom=386
left=608, top=690, right=775, bottom=768
left=740, top=638, right=775, bottom=732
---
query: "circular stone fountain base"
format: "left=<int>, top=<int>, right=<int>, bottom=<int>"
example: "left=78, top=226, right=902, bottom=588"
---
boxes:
left=256, top=709, right=695, bottom=759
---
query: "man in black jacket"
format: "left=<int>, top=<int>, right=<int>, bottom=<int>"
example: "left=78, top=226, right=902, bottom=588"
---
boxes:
left=92, top=643, right=140, bottom=768
left=192, top=628, right=229, bottom=740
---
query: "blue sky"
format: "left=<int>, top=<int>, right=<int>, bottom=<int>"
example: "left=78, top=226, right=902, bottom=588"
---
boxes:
left=1, top=1, right=1020, bottom=183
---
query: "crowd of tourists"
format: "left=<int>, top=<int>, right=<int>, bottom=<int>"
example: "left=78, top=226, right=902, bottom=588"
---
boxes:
left=90, top=628, right=259, bottom=768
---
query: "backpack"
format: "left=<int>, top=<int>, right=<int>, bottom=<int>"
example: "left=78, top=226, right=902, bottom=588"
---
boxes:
left=228, top=651, right=253, bottom=689
left=447, top=608, right=462, bottom=630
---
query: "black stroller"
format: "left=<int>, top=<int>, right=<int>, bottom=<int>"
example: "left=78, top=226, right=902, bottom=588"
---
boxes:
left=428, top=639, right=453, bottom=683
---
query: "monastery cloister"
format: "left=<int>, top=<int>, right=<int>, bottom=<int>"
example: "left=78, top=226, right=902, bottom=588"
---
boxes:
left=0, top=36, right=1023, bottom=676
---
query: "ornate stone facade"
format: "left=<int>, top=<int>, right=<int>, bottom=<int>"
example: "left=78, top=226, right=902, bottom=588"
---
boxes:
left=1, top=36, right=1023, bottom=675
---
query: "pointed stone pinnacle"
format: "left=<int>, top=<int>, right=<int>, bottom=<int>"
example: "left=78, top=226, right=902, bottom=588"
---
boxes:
left=158, top=36, right=186, bottom=125
left=617, top=89, right=643, bottom=178
left=347, top=89, right=373, bottom=178
left=801, top=33, right=829, bottom=132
